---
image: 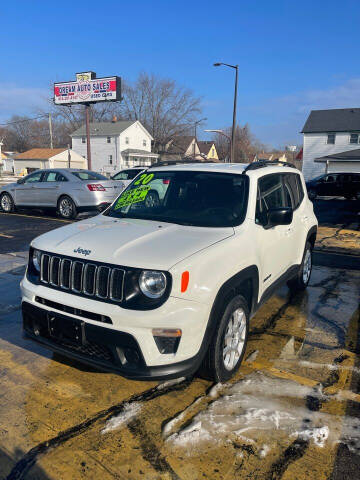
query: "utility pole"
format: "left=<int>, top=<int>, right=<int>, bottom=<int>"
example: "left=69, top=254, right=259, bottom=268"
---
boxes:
left=85, top=104, right=91, bottom=170
left=67, top=144, right=71, bottom=168
left=48, top=113, right=54, bottom=149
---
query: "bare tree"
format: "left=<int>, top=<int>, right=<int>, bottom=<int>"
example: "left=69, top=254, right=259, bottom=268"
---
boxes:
left=212, top=124, right=269, bottom=162
left=120, top=73, right=202, bottom=151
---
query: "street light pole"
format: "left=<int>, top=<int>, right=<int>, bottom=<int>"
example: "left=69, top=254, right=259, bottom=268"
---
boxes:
left=213, top=62, right=239, bottom=162
left=193, top=117, right=207, bottom=159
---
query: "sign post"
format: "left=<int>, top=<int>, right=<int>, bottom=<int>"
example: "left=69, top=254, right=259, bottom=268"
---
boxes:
left=54, top=72, right=121, bottom=170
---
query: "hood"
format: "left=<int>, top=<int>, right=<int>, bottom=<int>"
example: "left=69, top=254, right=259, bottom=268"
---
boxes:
left=32, top=215, right=234, bottom=270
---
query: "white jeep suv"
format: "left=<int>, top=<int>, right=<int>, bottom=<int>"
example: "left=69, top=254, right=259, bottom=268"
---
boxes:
left=21, top=162, right=317, bottom=382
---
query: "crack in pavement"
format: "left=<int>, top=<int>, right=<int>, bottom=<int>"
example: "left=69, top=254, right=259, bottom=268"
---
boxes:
left=128, top=418, right=181, bottom=480
left=5, top=378, right=192, bottom=480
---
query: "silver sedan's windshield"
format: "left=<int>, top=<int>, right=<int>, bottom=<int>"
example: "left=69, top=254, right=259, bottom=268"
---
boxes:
left=105, top=171, right=249, bottom=227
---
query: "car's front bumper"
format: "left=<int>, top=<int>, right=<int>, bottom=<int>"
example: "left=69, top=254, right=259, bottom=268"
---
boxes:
left=20, top=275, right=210, bottom=380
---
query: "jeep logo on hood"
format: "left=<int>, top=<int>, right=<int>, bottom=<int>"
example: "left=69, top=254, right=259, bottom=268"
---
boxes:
left=73, top=247, right=91, bottom=256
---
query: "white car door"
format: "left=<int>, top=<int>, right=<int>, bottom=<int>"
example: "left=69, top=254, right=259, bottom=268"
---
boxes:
left=15, top=171, right=43, bottom=205
left=36, top=171, right=63, bottom=206
left=254, top=173, right=294, bottom=297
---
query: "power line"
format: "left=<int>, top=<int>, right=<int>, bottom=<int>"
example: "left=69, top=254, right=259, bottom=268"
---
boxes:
left=0, top=114, right=49, bottom=127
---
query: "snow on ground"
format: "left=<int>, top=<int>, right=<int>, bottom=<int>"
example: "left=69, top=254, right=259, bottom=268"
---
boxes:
left=165, top=372, right=360, bottom=456
left=102, top=402, right=142, bottom=433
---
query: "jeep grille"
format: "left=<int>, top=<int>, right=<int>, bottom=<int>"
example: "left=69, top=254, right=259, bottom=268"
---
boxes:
left=40, top=253, right=125, bottom=302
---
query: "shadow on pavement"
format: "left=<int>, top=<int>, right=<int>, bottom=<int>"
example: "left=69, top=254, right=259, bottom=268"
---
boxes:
left=313, top=198, right=360, bottom=230
left=0, top=446, right=51, bottom=480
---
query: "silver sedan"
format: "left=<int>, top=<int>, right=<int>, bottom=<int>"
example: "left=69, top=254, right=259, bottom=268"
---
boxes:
left=0, top=168, right=125, bottom=219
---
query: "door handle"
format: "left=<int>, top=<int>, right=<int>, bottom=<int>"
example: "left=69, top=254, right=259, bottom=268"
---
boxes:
left=301, top=215, right=309, bottom=223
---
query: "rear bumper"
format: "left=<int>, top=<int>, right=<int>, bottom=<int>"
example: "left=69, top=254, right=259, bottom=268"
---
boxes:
left=77, top=202, right=110, bottom=213
left=22, top=302, right=202, bottom=380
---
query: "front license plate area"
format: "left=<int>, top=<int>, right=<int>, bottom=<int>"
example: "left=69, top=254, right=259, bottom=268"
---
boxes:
left=47, top=312, right=85, bottom=346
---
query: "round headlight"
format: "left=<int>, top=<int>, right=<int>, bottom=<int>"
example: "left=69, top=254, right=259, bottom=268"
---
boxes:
left=139, top=270, right=167, bottom=299
left=32, top=249, right=41, bottom=272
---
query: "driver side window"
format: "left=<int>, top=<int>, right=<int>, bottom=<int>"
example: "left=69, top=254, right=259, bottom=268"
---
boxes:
left=24, top=171, right=43, bottom=183
left=255, top=173, right=291, bottom=225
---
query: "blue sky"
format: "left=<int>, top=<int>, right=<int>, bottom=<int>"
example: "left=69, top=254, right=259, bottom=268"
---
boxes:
left=1, top=0, right=360, bottom=147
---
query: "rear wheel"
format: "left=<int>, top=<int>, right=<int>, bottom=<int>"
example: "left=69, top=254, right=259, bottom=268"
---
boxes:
left=288, top=241, right=312, bottom=291
left=201, top=295, right=249, bottom=382
left=57, top=196, right=77, bottom=219
left=0, top=192, right=15, bottom=213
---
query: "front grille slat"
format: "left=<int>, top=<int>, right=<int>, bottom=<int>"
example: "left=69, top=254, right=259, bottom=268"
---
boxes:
left=96, top=266, right=110, bottom=298
left=60, top=259, right=72, bottom=289
left=50, top=257, right=61, bottom=286
left=38, top=253, right=124, bottom=303
left=83, top=264, right=97, bottom=295
left=110, top=268, right=125, bottom=301
left=72, top=261, right=84, bottom=292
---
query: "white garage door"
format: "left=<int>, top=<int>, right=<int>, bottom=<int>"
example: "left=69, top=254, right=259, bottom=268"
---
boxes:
left=328, top=161, right=360, bottom=173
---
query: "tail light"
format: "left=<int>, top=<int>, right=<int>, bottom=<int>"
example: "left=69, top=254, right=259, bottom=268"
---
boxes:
left=163, top=179, right=170, bottom=184
left=87, top=184, right=106, bottom=191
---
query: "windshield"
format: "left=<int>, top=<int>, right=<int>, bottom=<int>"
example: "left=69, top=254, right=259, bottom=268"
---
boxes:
left=113, top=169, right=144, bottom=180
left=105, top=170, right=249, bottom=227
left=71, top=171, right=108, bottom=181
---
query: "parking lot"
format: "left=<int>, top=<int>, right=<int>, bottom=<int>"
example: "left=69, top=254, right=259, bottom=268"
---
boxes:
left=0, top=199, right=359, bottom=480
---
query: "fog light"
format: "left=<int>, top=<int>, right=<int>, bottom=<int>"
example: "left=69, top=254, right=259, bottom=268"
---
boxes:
left=152, top=328, right=182, bottom=354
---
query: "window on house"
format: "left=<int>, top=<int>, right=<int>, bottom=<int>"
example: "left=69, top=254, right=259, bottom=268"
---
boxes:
left=327, top=133, right=336, bottom=144
left=143, top=139, right=147, bottom=147
left=107, top=136, right=111, bottom=143
left=81, top=137, right=86, bottom=144
left=108, top=155, right=113, bottom=165
left=125, top=137, right=129, bottom=144
left=350, top=133, right=359, bottom=144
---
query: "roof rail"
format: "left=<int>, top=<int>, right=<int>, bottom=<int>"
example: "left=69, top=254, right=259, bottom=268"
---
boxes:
left=242, top=160, right=297, bottom=174
left=150, top=159, right=215, bottom=168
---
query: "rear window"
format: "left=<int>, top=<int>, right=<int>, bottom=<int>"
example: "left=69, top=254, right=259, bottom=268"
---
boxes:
left=71, top=171, right=107, bottom=181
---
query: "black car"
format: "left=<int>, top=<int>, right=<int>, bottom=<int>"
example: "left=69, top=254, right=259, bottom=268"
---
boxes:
left=306, top=172, right=360, bottom=201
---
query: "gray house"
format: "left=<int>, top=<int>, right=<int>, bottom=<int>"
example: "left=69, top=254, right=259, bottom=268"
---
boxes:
left=302, top=108, right=360, bottom=180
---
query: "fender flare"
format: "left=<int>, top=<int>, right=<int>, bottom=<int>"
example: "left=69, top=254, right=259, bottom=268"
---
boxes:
left=306, top=225, right=317, bottom=248
left=193, top=265, right=259, bottom=367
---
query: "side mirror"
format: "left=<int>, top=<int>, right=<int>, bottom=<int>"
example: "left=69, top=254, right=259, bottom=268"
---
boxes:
left=266, top=207, right=293, bottom=228
left=17, top=178, right=24, bottom=184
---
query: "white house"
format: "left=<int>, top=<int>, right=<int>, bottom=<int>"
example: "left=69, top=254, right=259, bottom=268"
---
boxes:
left=13, top=148, right=87, bottom=175
left=302, top=108, right=360, bottom=180
left=71, top=119, right=159, bottom=174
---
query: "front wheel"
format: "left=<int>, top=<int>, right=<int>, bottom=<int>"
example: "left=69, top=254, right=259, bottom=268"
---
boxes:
left=201, top=295, right=249, bottom=382
left=288, top=241, right=313, bottom=291
left=57, top=196, right=77, bottom=219
left=0, top=192, right=15, bottom=213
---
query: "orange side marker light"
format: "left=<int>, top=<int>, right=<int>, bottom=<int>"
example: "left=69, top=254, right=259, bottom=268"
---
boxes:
left=181, top=271, right=190, bottom=293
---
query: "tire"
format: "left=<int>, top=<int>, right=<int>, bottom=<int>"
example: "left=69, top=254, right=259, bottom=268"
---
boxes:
left=288, top=241, right=312, bottom=291
left=145, top=190, right=160, bottom=208
left=200, top=295, right=249, bottom=382
left=0, top=192, right=15, bottom=213
left=308, top=189, right=316, bottom=201
left=57, top=196, right=77, bottom=219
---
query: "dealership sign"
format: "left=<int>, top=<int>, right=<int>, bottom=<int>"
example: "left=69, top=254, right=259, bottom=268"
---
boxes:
left=54, top=71, right=121, bottom=105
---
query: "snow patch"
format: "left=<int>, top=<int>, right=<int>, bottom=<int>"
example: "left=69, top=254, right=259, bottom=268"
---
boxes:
left=102, top=402, right=142, bottom=433
left=293, top=426, right=329, bottom=447
left=157, top=377, right=186, bottom=390
left=166, top=372, right=360, bottom=454
left=245, top=350, right=259, bottom=363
